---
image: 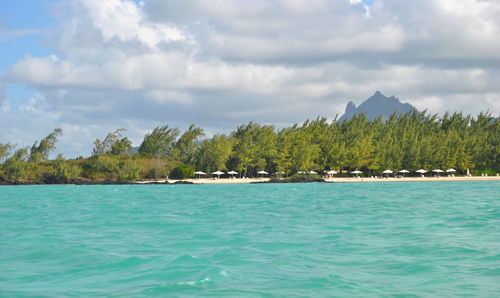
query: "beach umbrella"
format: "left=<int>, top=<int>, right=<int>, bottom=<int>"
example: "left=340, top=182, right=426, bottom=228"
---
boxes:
left=257, top=170, right=269, bottom=178
left=399, top=169, right=410, bottom=177
left=211, top=171, right=225, bottom=178
left=227, top=170, right=239, bottom=178
left=351, top=170, right=362, bottom=177
left=297, top=171, right=306, bottom=174
left=416, top=169, right=427, bottom=177
left=309, top=170, right=318, bottom=175
left=382, top=169, right=393, bottom=177
left=446, top=168, right=456, bottom=177
left=194, top=171, right=206, bottom=178
left=327, top=170, right=338, bottom=175
left=432, top=169, right=444, bottom=177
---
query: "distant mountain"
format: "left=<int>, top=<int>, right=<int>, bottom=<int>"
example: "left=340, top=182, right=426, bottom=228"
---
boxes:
left=338, top=91, right=416, bottom=122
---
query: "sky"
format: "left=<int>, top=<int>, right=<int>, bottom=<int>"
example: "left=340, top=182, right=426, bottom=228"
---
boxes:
left=1, top=0, right=499, bottom=157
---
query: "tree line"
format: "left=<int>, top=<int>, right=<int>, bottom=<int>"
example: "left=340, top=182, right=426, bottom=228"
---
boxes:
left=1, top=110, right=499, bottom=183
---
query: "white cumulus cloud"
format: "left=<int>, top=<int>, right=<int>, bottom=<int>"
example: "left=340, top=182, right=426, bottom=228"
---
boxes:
left=1, top=0, right=500, bottom=156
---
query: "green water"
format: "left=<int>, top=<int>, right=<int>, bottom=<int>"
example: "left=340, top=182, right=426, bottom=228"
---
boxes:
left=1, top=182, right=499, bottom=297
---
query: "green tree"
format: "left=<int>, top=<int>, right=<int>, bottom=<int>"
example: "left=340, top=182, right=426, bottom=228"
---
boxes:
left=116, top=158, right=140, bottom=182
left=3, top=148, right=32, bottom=182
left=139, top=125, right=180, bottom=157
left=172, top=124, right=204, bottom=165
left=0, top=143, right=13, bottom=164
left=170, top=164, right=195, bottom=179
left=29, top=128, right=62, bottom=163
left=111, top=138, right=132, bottom=155
left=231, top=122, right=277, bottom=176
left=275, top=125, right=321, bottom=174
left=45, top=154, right=81, bottom=183
left=93, top=129, right=132, bottom=156
left=195, top=134, right=233, bottom=173
left=82, top=155, right=119, bottom=180
left=492, top=118, right=500, bottom=171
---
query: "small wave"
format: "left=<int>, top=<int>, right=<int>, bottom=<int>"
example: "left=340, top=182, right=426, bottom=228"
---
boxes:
left=176, top=277, right=211, bottom=286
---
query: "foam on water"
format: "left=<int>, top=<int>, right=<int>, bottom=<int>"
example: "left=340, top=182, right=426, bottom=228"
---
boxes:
left=1, top=182, right=499, bottom=297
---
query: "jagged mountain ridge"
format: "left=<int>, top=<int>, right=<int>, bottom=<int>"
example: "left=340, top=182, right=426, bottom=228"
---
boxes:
left=338, top=91, right=416, bottom=122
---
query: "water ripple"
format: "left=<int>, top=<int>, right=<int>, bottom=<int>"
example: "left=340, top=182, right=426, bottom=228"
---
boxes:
left=1, top=182, right=499, bottom=297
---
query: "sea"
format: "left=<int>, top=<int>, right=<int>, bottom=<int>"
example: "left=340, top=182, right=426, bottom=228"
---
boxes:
left=1, top=182, right=499, bottom=297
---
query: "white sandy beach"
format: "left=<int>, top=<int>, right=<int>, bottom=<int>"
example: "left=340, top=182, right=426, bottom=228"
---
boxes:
left=135, top=176, right=500, bottom=184
left=324, top=176, right=500, bottom=183
left=135, top=177, right=272, bottom=184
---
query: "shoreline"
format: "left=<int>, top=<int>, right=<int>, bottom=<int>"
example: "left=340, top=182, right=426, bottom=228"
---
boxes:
left=1, top=176, right=500, bottom=186
left=324, top=176, right=500, bottom=183
left=135, top=177, right=273, bottom=184
left=137, top=176, right=500, bottom=185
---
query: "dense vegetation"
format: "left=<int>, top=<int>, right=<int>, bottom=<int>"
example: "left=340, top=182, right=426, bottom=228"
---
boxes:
left=0, top=111, right=499, bottom=184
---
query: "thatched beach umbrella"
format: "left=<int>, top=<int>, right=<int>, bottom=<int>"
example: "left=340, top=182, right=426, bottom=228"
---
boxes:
left=446, top=168, right=456, bottom=177
left=194, top=171, right=206, bottom=178
left=399, top=169, right=410, bottom=177
left=324, top=170, right=337, bottom=178
left=227, top=170, right=238, bottom=178
left=257, top=170, right=269, bottom=178
left=432, top=169, right=444, bottom=177
left=327, top=170, right=338, bottom=175
left=416, top=169, right=427, bottom=177
left=211, top=171, right=225, bottom=178
left=351, top=170, right=362, bottom=177
left=382, top=169, right=393, bottom=177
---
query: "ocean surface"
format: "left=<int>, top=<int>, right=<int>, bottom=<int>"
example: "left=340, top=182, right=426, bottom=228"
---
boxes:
left=1, top=182, right=499, bottom=297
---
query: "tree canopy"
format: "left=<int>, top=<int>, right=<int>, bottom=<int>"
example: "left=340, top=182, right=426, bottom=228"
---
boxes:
left=93, top=129, right=132, bottom=156
left=138, top=125, right=179, bottom=158
left=29, top=128, right=62, bottom=163
left=1, top=111, right=499, bottom=183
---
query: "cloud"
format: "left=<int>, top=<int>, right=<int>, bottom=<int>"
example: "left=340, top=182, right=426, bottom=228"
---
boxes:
left=0, top=80, right=7, bottom=111
left=78, top=0, right=187, bottom=48
left=1, top=0, right=500, bottom=156
left=0, top=28, right=43, bottom=42
left=0, top=79, right=4, bottom=101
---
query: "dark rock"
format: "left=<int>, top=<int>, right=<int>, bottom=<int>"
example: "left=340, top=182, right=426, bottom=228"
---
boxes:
left=338, top=91, right=416, bottom=122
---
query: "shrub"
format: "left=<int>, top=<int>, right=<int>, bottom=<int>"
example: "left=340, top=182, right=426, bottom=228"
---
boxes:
left=169, top=164, right=195, bottom=180
left=116, top=158, right=140, bottom=182
left=271, top=173, right=324, bottom=183
left=43, top=156, right=81, bottom=183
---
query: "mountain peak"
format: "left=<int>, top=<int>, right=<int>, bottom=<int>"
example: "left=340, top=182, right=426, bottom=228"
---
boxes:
left=338, top=92, right=416, bottom=122
left=345, top=101, right=356, bottom=113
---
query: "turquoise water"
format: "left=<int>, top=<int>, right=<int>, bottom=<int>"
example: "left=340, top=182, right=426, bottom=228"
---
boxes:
left=1, top=182, right=499, bottom=297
